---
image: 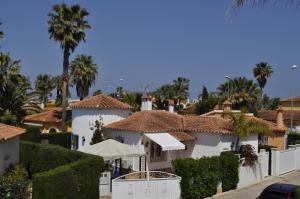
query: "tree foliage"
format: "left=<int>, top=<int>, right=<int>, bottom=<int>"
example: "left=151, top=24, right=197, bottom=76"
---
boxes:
left=35, top=74, right=54, bottom=106
left=70, top=54, right=97, bottom=100
left=196, top=86, right=219, bottom=114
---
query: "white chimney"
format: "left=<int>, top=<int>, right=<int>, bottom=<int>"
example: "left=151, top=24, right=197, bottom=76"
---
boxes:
left=168, top=99, right=175, bottom=113
left=141, top=95, right=152, bottom=111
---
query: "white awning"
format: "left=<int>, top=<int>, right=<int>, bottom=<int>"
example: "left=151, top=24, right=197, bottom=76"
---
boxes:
left=144, top=133, right=185, bottom=151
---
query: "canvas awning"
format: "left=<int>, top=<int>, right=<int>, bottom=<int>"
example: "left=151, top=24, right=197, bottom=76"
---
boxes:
left=144, top=133, right=185, bottom=151
left=80, top=139, right=145, bottom=161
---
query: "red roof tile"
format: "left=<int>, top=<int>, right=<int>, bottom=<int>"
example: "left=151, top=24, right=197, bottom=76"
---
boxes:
left=0, top=123, right=25, bottom=141
left=24, top=108, right=71, bottom=124
left=258, top=110, right=300, bottom=122
left=169, top=131, right=195, bottom=142
left=70, top=94, right=132, bottom=109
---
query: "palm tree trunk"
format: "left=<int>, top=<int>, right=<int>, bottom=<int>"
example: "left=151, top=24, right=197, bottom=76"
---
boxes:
left=61, top=45, right=70, bottom=132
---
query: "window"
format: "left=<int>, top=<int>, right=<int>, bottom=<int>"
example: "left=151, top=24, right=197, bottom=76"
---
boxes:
left=48, top=128, right=57, bottom=134
left=150, top=141, right=164, bottom=161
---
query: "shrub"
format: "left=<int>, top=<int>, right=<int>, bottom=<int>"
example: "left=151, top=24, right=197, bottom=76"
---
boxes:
left=219, top=151, right=239, bottom=191
left=20, top=141, right=104, bottom=199
left=288, top=133, right=300, bottom=145
left=41, top=132, right=71, bottom=149
left=239, top=144, right=258, bottom=166
left=19, top=125, right=41, bottom=143
left=172, top=157, right=220, bottom=199
left=0, top=165, right=30, bottom=199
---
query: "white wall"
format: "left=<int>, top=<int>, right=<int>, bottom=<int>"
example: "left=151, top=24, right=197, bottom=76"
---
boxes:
left=190, top=133, right=222, bottom=158
left=72, top=108, right=131, bottom=150
left=0, top=137, right=20, bottom=174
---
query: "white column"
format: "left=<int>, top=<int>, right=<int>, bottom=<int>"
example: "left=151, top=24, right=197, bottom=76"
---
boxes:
left=295, top=144, right=300, bottom=170
left=271, top=148, right=280, bottom=176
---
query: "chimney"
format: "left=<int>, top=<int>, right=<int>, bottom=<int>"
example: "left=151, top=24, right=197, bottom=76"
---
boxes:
left=223, top=100, right=232, bottom=113
left=168, top=99, right=175, bottom=113
left=276, top=106, right=285, bottom=128
left=141, top=95, right=152, bottom=111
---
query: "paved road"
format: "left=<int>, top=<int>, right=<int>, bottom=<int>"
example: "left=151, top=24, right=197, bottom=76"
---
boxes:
left=212, top=171, right=300, bottom=199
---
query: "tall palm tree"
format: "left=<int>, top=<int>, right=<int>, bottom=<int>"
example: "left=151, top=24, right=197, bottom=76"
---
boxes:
left=35, top=74, right=54, bottom=107
left=173, top=77, right=190, bottom=111
left=218, top=77, right=261, bottom=113
left=223, top=109, right=270, bottom=151
left=0, top=52, right=21, bottom=89
left=253, top=62, right=273, bottom=96
left=70, top=54, right=97, bottom=100
left=48, top=4, right=91, bottom=131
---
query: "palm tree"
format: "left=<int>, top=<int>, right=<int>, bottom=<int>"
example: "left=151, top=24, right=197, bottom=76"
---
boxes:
left=70, top=54, right=97, bottom=100
left=253, top=62, right=273, bottom=96
left=173, top=77, right=190, bottom=111
left=223, top=109, right=270, bottom=151
left=218, top=77, right=261, bottom=113
left=48, top=4, right=91, bottom=131
left=0, top=53, right=40, bottom=122
left=35, top=74, right=54, bottom=107
left=123, top=92, right=142, bottom=112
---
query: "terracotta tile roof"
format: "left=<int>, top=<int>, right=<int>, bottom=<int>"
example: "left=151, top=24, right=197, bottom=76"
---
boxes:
left=258, top=110, right=300, bottom=122
left=169, top=131, right=195, bottom=142
left=184, top=115, right=233, bottom=134
left=104, top=110, right=287, bottom=135
left=0, top=123, right=25, bottom=141
left=24, top=108, right=71, bottom=124
left=280, top=96, right=300, bottom=102
left=104, top=110, right=184, bottom=133
left=70, top=94, right=132, bottom=110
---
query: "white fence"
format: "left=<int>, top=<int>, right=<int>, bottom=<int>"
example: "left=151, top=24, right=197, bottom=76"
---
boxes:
left=112, top=171, right=181, bottom=199
left=271, top=144, right=300, bottom=176
left=238, top=150, right=269, bottom=188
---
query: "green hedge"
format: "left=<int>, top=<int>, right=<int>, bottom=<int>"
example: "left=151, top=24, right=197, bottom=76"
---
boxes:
left=19, top=125, right=41, bottom=143
left=172, top=157, right=220, bottom=199
left=20, top=141, right=104, bottom=199
left=172, top=153, right=239, bottom=199
left=219, top=152, right=239, bottom=191
left=287, top=133, right=300, bottom=145
left=41, top=133, right=71, bottom=149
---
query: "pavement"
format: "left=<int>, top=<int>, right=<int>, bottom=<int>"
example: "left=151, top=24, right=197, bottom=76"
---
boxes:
left=211, top=171, right=300, bottom=199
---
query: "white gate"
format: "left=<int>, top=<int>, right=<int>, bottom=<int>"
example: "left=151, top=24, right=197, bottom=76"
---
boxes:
left=278, top=149, right=296, bottom=175
left=112, top=171, right=181, bottom=199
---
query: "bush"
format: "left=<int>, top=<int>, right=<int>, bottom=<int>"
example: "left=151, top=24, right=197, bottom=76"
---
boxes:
left=219, top=151, right=239, bottom=191
left=288, top=133, right=300, bottom=145
left=172, top=153, right=240, bottom=198
left=20, top=141, right=104, bottom=199
left=172, top=157, right=220, bottom=199
left=239, top=144, right=258, bottom=166
left=19, top=125, right=41, bottom=143
left=0, top=165, right=30, bottom=199
left=41, top=132, right=71, bottom=149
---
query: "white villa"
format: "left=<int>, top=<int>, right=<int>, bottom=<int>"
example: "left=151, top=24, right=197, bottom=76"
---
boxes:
left=70, top=94, right=132, bottom=150
left=103, top=96, right=286, bottom=171
left=0, top=123, right=25, bottom=174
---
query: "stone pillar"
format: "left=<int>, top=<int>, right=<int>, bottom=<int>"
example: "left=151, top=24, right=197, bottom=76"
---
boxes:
left=271, top=148, right=280, bottom=176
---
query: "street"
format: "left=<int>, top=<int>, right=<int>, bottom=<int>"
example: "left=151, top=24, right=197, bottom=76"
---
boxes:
left=212, top=171, right=300, bottom=199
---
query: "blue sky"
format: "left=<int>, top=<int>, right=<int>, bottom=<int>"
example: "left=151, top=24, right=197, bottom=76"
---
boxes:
left=1, top=0, right=300, bottom=99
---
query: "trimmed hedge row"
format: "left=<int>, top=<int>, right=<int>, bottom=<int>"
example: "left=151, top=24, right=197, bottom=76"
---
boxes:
left=172, top=152, right=239, bottom=199
left=19, top=124, right=72, bottom=149
left=41, top=133, right=72, bottom=149
left=20, top=141, right=104, bottom=199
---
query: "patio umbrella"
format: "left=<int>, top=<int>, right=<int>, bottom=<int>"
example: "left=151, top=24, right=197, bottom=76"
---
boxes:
left=80, top=139, right=145, bottom=161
